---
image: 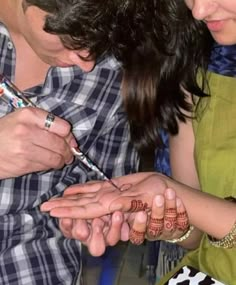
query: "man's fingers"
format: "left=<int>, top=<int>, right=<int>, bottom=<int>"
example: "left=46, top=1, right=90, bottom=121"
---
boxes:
left=147, top=195, right=164, bottom=240
left=105, top=212, right=123, bottom=246
left=120, top=222, right=130, bottom=241
left=71, top=219, right=91, bottom=241
left=59, top=218, right=73, bottom=238
left=88, top=219, right=106, bottom=256
left=129, top=211, right=147, bottom=245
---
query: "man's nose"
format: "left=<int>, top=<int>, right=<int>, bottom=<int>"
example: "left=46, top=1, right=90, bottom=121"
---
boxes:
left=69, top=51, right=95, bottom=72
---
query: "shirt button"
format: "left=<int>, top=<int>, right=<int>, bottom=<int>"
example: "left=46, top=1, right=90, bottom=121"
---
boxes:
left=7, top=41, right=13, bottom=50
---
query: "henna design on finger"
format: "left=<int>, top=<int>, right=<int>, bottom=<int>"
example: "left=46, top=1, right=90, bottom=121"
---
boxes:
left=177, top=211, right=189, bottom=231
left=129, top=229, right=145, bottom=245
left=130, top=200, right=148, bottom=212
left=164, top=208, right=177, bottom=231
left=148, top=217, right=164, bottom=238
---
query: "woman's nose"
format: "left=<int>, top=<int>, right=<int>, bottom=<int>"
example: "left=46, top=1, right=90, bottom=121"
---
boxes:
left=191, top=0, right=218, bottom=20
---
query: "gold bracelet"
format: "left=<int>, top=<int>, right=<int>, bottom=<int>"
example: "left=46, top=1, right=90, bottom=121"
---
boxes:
left=166, top=225, right=194, bottom=243
left=208, top=221, right=236, bottom=249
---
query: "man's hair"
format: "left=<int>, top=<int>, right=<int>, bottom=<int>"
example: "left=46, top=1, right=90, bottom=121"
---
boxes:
left=23, top=0, right=146, bottom=61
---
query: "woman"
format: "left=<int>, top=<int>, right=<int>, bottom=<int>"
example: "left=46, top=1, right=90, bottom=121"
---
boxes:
left=41, top=0, right=236, bottom=284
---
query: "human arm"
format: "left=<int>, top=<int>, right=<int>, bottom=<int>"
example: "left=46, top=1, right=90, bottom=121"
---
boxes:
left=0, top=107, right=75, bottom=179
left=169, top=116, right=203, bottom=249
left=41, top=172, right=236, bottom=244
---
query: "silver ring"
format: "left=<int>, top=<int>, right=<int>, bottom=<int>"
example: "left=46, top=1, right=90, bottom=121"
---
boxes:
left=44, top=113, right=55, bottom=130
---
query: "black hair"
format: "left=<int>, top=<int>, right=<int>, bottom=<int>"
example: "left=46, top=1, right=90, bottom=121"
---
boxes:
left=24, top=0, right=213, bottom=150
left=120, top=0, right=214, bottom=150
left=23, top=0, right=148, bottom=61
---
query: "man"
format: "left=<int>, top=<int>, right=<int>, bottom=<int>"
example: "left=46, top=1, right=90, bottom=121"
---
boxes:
left=0, top=1, right=138, bottom=284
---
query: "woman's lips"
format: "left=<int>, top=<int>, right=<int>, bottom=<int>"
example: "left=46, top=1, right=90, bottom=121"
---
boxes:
left=206, top=20, right=225, bottom=32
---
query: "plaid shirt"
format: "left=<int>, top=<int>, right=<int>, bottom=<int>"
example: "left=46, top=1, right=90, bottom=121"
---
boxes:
left=0, top=24, right=138, bottom=285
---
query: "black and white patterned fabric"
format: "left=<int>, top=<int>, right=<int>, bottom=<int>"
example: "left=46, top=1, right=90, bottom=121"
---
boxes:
left=164, top=266, right=226, bottom=285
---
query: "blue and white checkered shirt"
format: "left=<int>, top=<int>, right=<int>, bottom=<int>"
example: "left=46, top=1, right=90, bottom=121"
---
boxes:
left=0, top=24, right=139, bottom=285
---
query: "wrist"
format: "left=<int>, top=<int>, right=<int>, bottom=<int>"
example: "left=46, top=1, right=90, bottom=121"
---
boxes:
left=166, top=225, right=195, bottom=244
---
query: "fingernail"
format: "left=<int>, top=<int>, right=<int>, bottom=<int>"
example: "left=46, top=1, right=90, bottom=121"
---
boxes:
left=95, top=226, right=101, bottom=234
left=66, top=157, right=74, bottom=165
left=165, top=188, right=175, bottom=200
left=155, top=195, right=164, bottom=207
left=70, top=138, right=78, bottom=148
left=114, top=213, right=122, bottom=222
left=137, top=211, right=147, bottom=223
left=176, top=198, right=182, bottom=207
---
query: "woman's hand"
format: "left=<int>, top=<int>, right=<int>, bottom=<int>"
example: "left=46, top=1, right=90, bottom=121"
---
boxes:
left=40, top=172, right=168, bottom=219
left=128, top=188, right=189, bottom=245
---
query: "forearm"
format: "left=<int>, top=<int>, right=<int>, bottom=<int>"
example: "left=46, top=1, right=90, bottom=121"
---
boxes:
left=163, top=175, right=236, bottom=240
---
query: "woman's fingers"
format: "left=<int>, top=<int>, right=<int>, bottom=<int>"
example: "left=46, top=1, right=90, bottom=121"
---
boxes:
left=164, top=188, right=177, bottom=233
left=63, top=182, right=103, bottom=196
left=129, top=211, right=147, bottom=245
left=176, top=198, right=189, bottom=232
left=147, top=195, right=164, bottom=240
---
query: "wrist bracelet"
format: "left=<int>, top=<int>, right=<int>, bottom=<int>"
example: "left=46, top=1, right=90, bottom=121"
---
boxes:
left=208, top=197, right=236, bottom=249
left=208, top=221, right=236, bottom=249
left=166, top=225, right=194, bottom=243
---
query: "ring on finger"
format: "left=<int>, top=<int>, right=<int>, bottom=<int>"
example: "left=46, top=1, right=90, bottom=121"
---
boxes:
left=44, top=113, right=55, bottom=130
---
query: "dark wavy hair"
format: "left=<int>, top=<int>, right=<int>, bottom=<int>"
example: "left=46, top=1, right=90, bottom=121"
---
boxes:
left=23, top=0, right=148, bottom=61
left=24, top=0, right=213, bottom=150
left=119, top=0, right=214, bottom=150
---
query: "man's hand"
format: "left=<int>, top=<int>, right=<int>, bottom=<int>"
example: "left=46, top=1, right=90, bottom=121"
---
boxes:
left=58, top=212, right=130, bottom=256
left=0, top=107, right=76, bottom=179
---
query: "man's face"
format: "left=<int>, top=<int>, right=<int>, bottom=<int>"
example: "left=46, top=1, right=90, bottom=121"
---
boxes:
left=184, top=0, right=236, bottom=45
left=19, top=4, right=95, bottom=71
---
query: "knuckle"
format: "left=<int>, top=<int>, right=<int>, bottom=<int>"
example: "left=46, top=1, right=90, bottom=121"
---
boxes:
left=49, top=154, right=65, bottom=169
left=17, top=107, right=35, bottom=120
left=73, top=229, right=88, bottom=241
left=14, top=123, right=30, bottom=137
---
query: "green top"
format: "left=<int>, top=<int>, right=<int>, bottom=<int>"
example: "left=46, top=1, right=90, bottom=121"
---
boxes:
left=158, top=72, right=236, bottom=285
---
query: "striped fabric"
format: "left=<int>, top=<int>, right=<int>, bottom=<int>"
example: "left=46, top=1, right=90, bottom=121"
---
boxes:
left=0, top=24, right=138, bottom=285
